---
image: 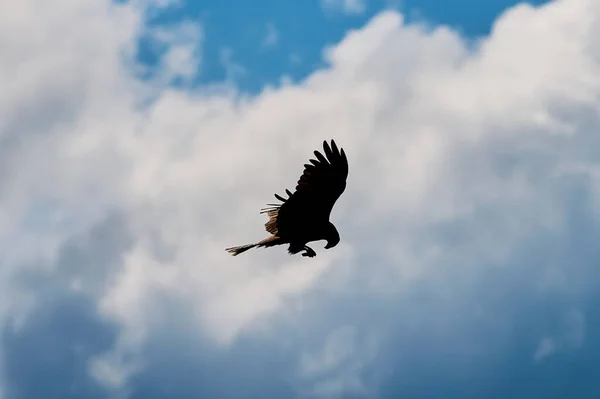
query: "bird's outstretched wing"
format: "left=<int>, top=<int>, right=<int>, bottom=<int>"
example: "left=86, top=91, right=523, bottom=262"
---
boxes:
left=294, top=139, right=348, bottom=215
left=260, top=140, right=348, bottom=237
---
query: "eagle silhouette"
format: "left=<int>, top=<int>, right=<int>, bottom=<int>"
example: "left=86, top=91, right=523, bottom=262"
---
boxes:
left=225, top=139, right=348, bottom=258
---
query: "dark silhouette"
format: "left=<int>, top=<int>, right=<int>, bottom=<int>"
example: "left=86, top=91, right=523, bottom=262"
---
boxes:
left=226, top=139, right=348, bottom=258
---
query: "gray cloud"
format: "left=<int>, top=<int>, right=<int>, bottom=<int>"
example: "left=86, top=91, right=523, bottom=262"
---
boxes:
left=2, top=294, right=119, bottom=399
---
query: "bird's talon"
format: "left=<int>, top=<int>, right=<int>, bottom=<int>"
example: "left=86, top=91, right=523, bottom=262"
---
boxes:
left=302, top=247, right=317, bottom=257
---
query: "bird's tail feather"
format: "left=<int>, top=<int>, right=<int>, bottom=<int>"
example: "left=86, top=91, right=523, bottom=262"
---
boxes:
left=225, top=244, right=257, bottom=256
left=225, top=235, right=282, bottom=256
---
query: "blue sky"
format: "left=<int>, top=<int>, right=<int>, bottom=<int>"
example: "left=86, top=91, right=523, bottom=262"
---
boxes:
left=5, top=0, right=600, bottom=398
left=137, top=0, right=550, bottom=92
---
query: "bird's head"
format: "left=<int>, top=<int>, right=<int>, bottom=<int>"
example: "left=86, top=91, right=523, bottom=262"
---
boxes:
left=323, top=222, right=340, bottom=249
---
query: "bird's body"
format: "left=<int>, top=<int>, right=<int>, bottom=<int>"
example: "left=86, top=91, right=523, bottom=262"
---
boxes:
left=226, top=140, right=348, bottom=258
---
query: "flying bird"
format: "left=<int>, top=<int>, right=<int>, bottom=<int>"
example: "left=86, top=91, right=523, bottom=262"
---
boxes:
left=225, top=139, right=348, bottom=258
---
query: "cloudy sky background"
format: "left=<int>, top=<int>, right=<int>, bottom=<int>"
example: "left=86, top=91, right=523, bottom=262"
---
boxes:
left=2, top=0, right=600, bottom=397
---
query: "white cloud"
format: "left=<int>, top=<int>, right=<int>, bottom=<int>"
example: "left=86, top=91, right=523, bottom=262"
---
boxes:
left=0, top=0, right=140, bottom=330
left=299, top=326, right=379, bottom=398
left=533, top=308, right=587, bottom=363
left=145, top=21, right=203, bottom=84
left=322, top=0, right=367, bottom=15
left=219, top=47, right=246, bottom=84
left=262, top=23, right=279, bottom=48
left=533, top=337, right=556, bottom=362
left=3, top=0, right=600, bottom=396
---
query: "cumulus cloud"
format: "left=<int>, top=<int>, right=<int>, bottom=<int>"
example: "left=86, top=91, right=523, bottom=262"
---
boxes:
left=3, top=0, right=600, bottom=397
left=143, top=21, right=203, bottom=84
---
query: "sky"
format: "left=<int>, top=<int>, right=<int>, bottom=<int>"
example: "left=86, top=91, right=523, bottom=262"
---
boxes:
left=2, top=0, right=600, bottom=398
left=136, top=0, right=551, bottom=92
